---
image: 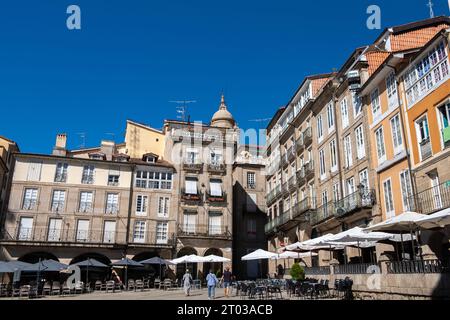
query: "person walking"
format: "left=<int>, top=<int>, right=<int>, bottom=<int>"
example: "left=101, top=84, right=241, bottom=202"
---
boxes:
left=221, top=266, right=232, bottom=298
left=206, top=269, right=218, bottom=300
left=182, top=269, right=193, bottom=297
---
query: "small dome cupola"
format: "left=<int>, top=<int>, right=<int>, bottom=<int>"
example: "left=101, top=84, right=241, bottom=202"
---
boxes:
left=210, top=94, right=236, bottom=129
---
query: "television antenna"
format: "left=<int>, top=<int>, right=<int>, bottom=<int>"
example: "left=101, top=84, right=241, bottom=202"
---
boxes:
left=76, top=132, right=86, bottom=149
left=169, top=100, right=197, bottom=122
left=427, top=0, right=435, bottom=18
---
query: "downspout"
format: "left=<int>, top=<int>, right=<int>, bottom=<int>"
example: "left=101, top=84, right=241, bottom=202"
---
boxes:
left=124, top=163, right=136, bottom=258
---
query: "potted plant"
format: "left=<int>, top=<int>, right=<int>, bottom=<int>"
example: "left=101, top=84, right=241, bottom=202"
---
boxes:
left=290, top=263, right=305, bottom=281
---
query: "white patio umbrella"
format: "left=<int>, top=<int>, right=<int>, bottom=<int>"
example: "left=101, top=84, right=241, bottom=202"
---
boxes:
left=285, top=234, right=336, bottom=251
left=203, top=255, right=231, bottom=263
left=275, top=251, right=318, bottom=259
left=364, top=211, right=427, bottom=260
left=170, top=254, right=208, bottom=264
left=241, top=249, right=278, bottom=279
left=415, top=208, right=450, bottom=229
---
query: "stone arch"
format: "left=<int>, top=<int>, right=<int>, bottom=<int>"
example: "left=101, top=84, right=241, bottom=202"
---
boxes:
left=19, top=251, right=59, bottom=264
left=203, top=248, right=224, bottom=277
left=69, top=253, right=111, bottom=266
left=132, top=251, right=159, bottom=262
left=176, top=247, right=198, bottom=279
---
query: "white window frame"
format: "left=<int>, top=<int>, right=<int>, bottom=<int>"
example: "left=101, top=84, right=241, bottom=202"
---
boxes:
left=105, top=193, right=119, bottom=214
left=344, top=135, right=353, bottom=168
left=48, top=218, right=62, bottom=242
left=133, top=221, right=146, bottom=243
left=136, top=195, right=148, bottom=216
left=79, top=191, right=94, bottom=213
left=371, top=88, right=381, bottom=120
left=352, top=92, right=362, bottom=118
left=327, top=102, right=335, bottom=133
left=22, top=188, right=38, bottom=210
left=319, top=149, right=326, bottom=180
left=386, top=72, right=399, bottom=109
left=247, top=172, right=256, bottom=189
left=54, top=163, right=68, bottom=183
left=390, top=113, right=404, bottom=155
left=51, top=190, right=66, bottom=213
left=18, top=217, right=33, bottom=241
left=375, top=126, right=386, bottom=164
left=317, top=114, right=324, bottom=143
left=399, top=170, right=413, bottom=211
left=359, top=169, right=369, bottom=189
left=340, top=98, right=349, bottom=129
left=158, top=197, right=170, bottom=218
left=383, top=178, right=395, bottom=219
left=156, top=222, right=169, bottom=244
left=103, top=221, right=116, bottom=244
left=330, top=139, right=337, bottom=172
left=355, top=125, right=366, bottom=159
left=415, top=114, right=431, bottom=161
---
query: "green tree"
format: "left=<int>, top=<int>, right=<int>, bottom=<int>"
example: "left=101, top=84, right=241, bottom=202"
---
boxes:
left=290, top=263, right=305, bottom=281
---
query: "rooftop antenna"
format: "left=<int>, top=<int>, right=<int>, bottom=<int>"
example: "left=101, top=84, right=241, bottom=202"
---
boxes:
left=76, top=132, right=86, bottom=149
left=169, top=100, right=197, bottom=122
left=427, top=0, right=435, bottom=18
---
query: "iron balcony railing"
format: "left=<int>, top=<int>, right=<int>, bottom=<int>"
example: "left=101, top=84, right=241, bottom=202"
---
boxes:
left=386, top=259, right=449, bottom=274
left=293, top=197, right=314, bottom=219
left=206, top=192, right=227, bottom=205
left=281, top=182, right=289, bottom=195
left=177, top=224, right=231, bottom=239
left=303, top=161, right=314, bottom=178
left=296, top=134, right=305, bottom=153
left=334, top=189, right=375, bottom=218
left=304, top=266, right=331, bottom=275
left=407, top=181, right=450, bottom=215
left=419, top=138, right=432, bottom=161
left=183, top=159, right=204, bottom=171
left=302, top=127, right=312, bottom=146
left=287, top=146, right=296, bottom=162
left=81, top=174, right=94, bottom=184
left=334, top=263, right=380, bottom=275
left=207, top=163, right=226, bottom=173
left=266, top=185, right=282, bottom=205
left=296, top=168, right=306, bottom=187
left=264, top=210, right=291, bottom=234
left=310, top=201, right=336, bottom=226
left=54, top=173, right=67, bottom=183
left=181, top=189, right=203, bottom=204
left=0, top=227, right=176, bottom=246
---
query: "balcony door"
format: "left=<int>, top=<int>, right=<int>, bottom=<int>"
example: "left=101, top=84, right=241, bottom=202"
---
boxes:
left=76, top=220, right=90, bottom=242
left=47, top=218, right=62, bottom=241
left=103, top=221, right=116, bottom=243
left=208, top=212, right=222, bottom=235
left=430, top=174, right=442, bottom=210
left=18, top=217, right=33, bottom=240
left=437, top=102, right=450, bottom=148
left=185, top=178, right=198, bottom=195
left=183, top=212, right=196, bottom=234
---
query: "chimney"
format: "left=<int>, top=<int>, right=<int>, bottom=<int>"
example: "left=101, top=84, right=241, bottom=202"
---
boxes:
left=53, top=133, right=67, bottom=156
left=100, top=140, right=115, bottom=161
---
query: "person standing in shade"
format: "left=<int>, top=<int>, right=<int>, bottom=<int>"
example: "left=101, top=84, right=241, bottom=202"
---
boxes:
left=206, top=269, right=218, bottom=300
left=221, top=266, right=232, bottom=298
left=182, top=269, right=193, bottom=296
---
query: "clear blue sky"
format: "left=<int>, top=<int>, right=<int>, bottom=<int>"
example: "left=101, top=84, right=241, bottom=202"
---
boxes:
left=1, top=0, right=449, bottom=152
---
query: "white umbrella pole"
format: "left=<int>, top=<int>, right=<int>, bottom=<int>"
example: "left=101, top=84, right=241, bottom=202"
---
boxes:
left=400, top=233, right=405, bottom=261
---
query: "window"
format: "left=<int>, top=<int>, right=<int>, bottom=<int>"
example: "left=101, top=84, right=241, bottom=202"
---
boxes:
left=359, top=169, right=369, bottom=189
left=108, top=167, right=120, bottom=186
left=18, top=217, right=33, bottom=240
left=209, top=179, right=223, bottom=197
left=27, top=161, right=42, bottom=182
left=136, top=195, right=148, bottom=216
left=156, top=222, right=169, bottom=244
left=383, top=179, right=395, bottom=218
left=76, top=220, right=90, bottom=242
left=55, top=163, right=68, bottom=182
left=415, top=115, right=432, bottom=160
left=319, top=149, right=326, bottom=179
left=158, top=197, right=170, bottom=217
left=375, top=127, right=386, bottom=164
left=405, top=41, right=449, bottom=107
left=317, top=115, right=323, bottom=142
left=51, top=190, right=66, bottom=212
left=79, top=191, right=94, bottom=213
left=346, top=177, right=355, bottom=196
left=386, top=72, right=398, bottom=108
left=321, top=190, right=328, bottom=206
left=210, top=149, right=223, bottom=165
left=344, top=135, right=353, bottom=168
left=333, top=183, right=340, bottom=201
left=185, top=177, right=198, bottom=195
left=327, top=102, right=335, bottom=132
left=183, top=212, right=196, bottom=234
left=246, top=193, right=257, bottom=212
left=247, top=219, right=257, bottom=239
left=145, top=156, right=156, bottom=163
left=430, top=173, right=442, bottom=210
left=355, top=125, right=366, bottom=159
left=81, top=165, right=95, bottom=184
left=340, top=98, right=349, bottom=128
left=400, top=170, right=413, bottom=211
left=330, top=139, right=337, bottom=172
left=437, top=102, right=450, bottom=148
left=133, top=221, right=146, bottom=243
left=247, top=172, right=256, bottom=189
left=352, top=92, right=362, bottom=117
left=135, top=171, right=172, bottom=190
left=371, top=89, right=381, bottom=118
left=105, top=193, right=119, bottom=214
left=48, top=218, right=62, bottom=242
left=390, top=114, right=404, bottom=154
left=22, top=188, right=38, bottom=210
left=208, top=212, right=222, bottom=235
left=185, top=148, right=199, bottom=164
left=103, top=221, right=116, bottom=243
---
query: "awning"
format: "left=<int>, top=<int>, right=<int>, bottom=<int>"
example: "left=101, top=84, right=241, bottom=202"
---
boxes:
left=241, top=249, right=278, bottom=261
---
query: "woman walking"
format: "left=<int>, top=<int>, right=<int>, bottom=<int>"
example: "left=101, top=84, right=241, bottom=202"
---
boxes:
left=206, top=269, right=218, bottom=300
left=182, top=269, right=193, bottom=296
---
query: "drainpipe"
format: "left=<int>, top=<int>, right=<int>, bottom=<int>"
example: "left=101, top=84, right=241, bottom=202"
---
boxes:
left=124, top=164, right=136, bottom=258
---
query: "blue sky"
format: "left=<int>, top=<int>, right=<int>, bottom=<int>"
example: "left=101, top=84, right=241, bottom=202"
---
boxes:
left=1, top=0, right=449, bottom=152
